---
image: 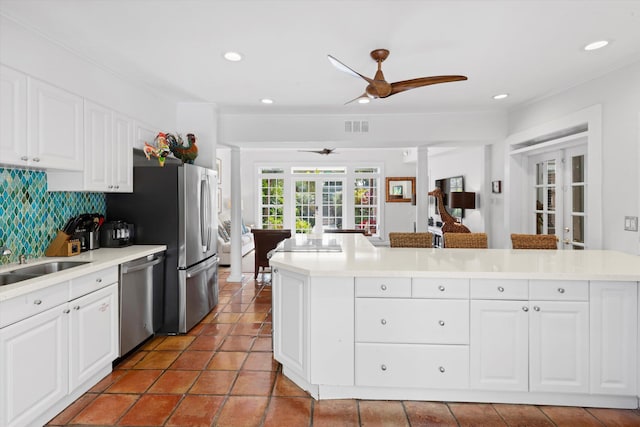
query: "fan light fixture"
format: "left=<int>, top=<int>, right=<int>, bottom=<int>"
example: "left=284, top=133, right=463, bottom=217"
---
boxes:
left=358, top=98, right=370, bottom=104
left=493, top=93, right=509, bottom=100
left=584, top=40, right=609, bottom=51
left=223, top=51, right=243, bottom=61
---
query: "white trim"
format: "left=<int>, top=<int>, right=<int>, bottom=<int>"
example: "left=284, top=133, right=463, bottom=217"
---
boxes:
left=505, top=105, right=602, bottom=249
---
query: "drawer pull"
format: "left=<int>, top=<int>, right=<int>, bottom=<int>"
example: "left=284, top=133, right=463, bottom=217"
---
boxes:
left=74, top=305, right=80, bottom=311
left=497, top=286, right=505, bottom=292
left=96, top=278, right=102, bottom=283
left=439, top=366, right=445, bottom=373
left=380, top=319, right=387, bottom=325
left=533, top=306, right=540, bottom=312
left=522, top=306, right=529, bottom=312
left=20, top=156, right=28, bottom=161
left=438, top=320, right=445, bottom=326
left=380, top=364, right=387, bottom=371
left=33, top=299, right=42, bottom=305
left=380, top=284, right=387, bottom=291
left=438, top=285, right=445, bottom=291
left=557, top=287, right=565, bottom=294
left=63, top=308, right=70, bottom=314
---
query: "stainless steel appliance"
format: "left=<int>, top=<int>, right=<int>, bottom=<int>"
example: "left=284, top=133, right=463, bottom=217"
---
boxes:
left=119, top=253, right=165, bottom=356
left=107, top=157, right=218, bottom=334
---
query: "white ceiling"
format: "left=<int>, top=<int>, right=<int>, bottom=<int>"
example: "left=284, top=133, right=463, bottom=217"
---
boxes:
left=1, top=0, right=640, bottom=116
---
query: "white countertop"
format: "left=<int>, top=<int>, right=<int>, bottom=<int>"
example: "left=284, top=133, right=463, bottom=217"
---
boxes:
left=269, top=234, right=640, bottom=281
left=0, top=245, right=166, bottom=301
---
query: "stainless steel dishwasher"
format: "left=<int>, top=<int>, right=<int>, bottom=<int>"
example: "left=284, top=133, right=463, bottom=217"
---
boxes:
left=119, top=252, right=165, bottom=357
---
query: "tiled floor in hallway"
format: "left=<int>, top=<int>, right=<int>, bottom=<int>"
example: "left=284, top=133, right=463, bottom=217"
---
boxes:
left=47, top=267, right=640, bottom=426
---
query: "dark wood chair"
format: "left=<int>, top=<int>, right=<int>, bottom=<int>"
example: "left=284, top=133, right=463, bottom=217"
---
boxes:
left=251, top=229, right=291, bottom=280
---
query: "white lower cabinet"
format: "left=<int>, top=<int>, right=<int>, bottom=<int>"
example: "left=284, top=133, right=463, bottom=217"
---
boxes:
left=0, top=279, right=118, bottom=427
left=0, top=304, right=68, bottom=427
left=470, top=300, right=529, bottom=391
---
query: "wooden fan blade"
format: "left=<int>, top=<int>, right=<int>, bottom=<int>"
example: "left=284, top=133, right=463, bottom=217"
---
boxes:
left=328, top=55, right=374, bottom=84
left=344, top=93, right=369, bottom=105
left=388, top=75, right=467, bottom=97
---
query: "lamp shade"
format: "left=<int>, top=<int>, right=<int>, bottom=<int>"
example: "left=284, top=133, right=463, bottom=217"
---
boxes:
left=450, top=191, right=476, bottom=209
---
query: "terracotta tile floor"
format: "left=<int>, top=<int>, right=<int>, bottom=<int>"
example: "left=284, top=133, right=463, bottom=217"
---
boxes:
left=47, top=268, right=640, bottom=426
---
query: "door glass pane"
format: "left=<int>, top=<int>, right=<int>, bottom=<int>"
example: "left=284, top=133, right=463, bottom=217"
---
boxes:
left=572, top=155, right=584, bottom=183
left=536, top=188, right=544, bottom=210
left=322, top=180, right=343, bottom=229
left=354, top=178, right=378, bottom=235
left=536, top=163, right=543, bottom=185
left=572, top=185, right=584, bottom=213
left=295, top=180, right=316, bottom=233
left=547, top=160, right=556, bottom=184
left=572, top=216, right=584, bottom=243
left=546, top=188, right=555, bottom=211
left=547, top=214, right=555, bottom=234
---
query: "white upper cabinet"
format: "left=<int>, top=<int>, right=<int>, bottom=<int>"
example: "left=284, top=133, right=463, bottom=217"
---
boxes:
left=1, top=67, right=83, bottom=170
left=27, top=78, right=83, bottom=170
left=48, top=101, right=133, bottom=192
left=0, top=65, right=27, bottom=164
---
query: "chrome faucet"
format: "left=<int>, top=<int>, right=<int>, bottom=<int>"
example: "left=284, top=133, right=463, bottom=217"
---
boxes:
left=19, top=254, right=27, bottom=264
left=1, top=246, right=11, bottom=257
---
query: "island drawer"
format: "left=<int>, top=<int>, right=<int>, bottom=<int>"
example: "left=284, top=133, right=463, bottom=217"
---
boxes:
left=470, top=279, right=528, bottom=300
left=0, top=281, right=69, bottom=328
left=529, top=280, right=588, bottom=301
left=355, top=343, right=469, bottom=389
left=356, top=299, right=469, bottom=344
left=355, top=277, right=411, bottom=298
left=412, top=278, right=469, bottom=299
left=70, top=266, right=118, bottom=300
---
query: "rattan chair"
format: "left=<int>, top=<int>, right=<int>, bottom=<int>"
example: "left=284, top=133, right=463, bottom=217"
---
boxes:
left=510, top=233, right=558, bottom=249
left=444, top=232, right=488, bottom=248
left=388, top=232, right=433, bottom=248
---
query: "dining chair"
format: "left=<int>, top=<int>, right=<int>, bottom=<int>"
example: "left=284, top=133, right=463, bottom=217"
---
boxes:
left=444, top=232, right=488, bottom=248
left=388, top=232, right=433, bottom=248
left=510, top=233, right=558, bottom=249
left=251, top=229, right=292, bottom=280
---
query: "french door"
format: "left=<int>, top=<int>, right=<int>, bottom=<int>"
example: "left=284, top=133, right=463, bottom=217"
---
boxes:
left=294, top=179, right=344, bottom=233
left=529, top=145, right=587, bottom=249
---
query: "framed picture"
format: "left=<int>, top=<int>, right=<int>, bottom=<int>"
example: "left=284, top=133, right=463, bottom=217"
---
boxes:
left=217, top=187, right=222, bottom=214
left=385, top=177, right=415, bottom=203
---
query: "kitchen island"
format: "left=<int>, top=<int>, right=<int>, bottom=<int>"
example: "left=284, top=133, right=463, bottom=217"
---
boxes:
left=269, top=234, right=640, bottom=409
left=0, top=245, right=166, bottom=427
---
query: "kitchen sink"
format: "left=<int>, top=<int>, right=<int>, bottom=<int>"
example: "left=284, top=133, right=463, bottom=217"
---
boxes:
left=9, top=261, right=90, bottom=276
left=0, top=261, right=90, bottom=286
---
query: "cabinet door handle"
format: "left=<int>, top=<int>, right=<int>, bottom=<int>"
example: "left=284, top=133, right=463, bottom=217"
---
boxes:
left=380, top=318, right=387, bottom=325
left=74, top=305, right=80, bottom=310
left=32, top=157, right=40, bottom=162
left=439, top=366, right=445, bottom=373
left=438, top=320, right=445, bottom=326
left=20, top=156, right=28, bottom=161
left=96, top=278, right=102, bottom=283
left=273, top=268, right=278, bottom=274
left=533, top=306, right=540, bottom=312
left=497, top=286, right=505, bottom=292
left=380, top=284, right=387, bottom=291
left=33, top=299, right=42, bottom=305
left=438, top=285, right=445, bottom=291
left=522, top=306, right=529, bottom=312
left=63, top=308, right=70, bottom=314
left=380, top=364, right=387, bottom=371
left=557, top=287, right=565, bottom=294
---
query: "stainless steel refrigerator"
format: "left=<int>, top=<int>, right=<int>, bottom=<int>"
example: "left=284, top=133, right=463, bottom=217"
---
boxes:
left=107, top=156, right=218, bottom=334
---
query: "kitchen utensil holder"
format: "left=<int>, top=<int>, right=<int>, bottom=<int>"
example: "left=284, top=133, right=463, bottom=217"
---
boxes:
left=45, top=231, right=81, bottom=257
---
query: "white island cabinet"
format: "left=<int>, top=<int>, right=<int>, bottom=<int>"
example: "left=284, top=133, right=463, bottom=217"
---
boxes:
left=269, top=235, right=640, bottom=408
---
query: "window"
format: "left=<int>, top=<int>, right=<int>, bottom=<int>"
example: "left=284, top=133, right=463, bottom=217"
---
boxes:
left=258, top=164, right=381, bottom=236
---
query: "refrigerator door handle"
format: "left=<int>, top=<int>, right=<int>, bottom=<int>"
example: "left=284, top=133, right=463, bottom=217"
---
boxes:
left=200, top=175, right=208, bottom=252
left=186, top=255, right=219, bottom=278
left=205, top=175, right=213, bottom=251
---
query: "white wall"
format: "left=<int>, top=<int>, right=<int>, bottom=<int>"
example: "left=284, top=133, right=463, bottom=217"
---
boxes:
left=428, top=146, right=489, bottom=239
left=176, top=103, right=218, bottom=169
left=0, top=15, right=177, bottom=130
left=506, top=60, right=640, bottom=254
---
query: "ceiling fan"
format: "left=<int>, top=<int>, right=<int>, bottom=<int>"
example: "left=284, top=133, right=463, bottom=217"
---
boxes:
left=328, top=49, right=467, bottom=104
left=298, top=148, right=336, bottom=155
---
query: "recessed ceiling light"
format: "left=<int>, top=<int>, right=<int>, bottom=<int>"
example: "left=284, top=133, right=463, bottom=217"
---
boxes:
left=223, top=51, right=243, bottom=61
left=261, top=98, right=274, bottom=104
left=492, top=93, right=509, bottom=100
left=358, top=98, right=370, bottom=104
left=584, top=40, right=609, bottom=51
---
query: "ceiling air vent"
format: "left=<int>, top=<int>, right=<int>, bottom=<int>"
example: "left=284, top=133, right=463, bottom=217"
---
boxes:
left=344, top=120, right=369, bottom=133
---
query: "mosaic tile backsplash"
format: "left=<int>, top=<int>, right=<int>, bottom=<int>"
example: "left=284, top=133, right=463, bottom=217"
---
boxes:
left=0, top=168, right=106, bottom=264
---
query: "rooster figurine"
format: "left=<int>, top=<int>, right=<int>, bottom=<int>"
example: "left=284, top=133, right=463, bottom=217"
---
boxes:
left=165, top=133, right=198, bottom=164
left=143, top=132, right=171, bottom=166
